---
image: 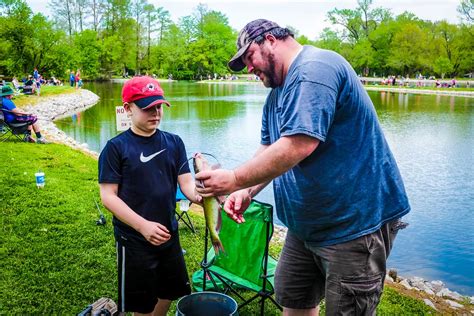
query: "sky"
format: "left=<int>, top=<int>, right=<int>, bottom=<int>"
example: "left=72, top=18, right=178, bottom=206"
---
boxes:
left=25, top=0, right=462, bottom=40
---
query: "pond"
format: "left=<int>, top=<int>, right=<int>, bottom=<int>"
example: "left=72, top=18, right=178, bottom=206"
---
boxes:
left=56, top=81, right=474, bottom=295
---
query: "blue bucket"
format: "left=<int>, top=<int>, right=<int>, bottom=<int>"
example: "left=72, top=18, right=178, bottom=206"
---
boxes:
left=176, top=292, right=238, bottom=316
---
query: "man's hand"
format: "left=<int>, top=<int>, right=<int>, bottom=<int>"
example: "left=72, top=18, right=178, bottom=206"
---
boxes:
left=223, top=189, right=252, bottom=224
left=195, top=168, right=238, bottom=197
left=138, top=220, right=171, bottom=246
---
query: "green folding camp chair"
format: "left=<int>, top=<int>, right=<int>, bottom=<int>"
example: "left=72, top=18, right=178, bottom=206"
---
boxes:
left=192, top=200, right=282, bottom=315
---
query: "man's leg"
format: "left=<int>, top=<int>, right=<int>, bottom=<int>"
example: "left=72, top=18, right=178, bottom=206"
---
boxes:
left=275, top=232, right=324, bottom=315
left=311, top=219, right=405, bottom=315
left=32, top=122, right=40, bottom=133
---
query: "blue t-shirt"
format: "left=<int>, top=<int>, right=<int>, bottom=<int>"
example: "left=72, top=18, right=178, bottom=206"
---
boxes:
left=261, top=46, right=410, bottom=246
left=98, top=129, right=190, bottom=246
left=1, top=97, right=17, bottom=123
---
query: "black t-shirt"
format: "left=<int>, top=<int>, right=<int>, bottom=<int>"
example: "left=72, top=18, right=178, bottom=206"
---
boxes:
left=98, top=129, right=190, bottom=246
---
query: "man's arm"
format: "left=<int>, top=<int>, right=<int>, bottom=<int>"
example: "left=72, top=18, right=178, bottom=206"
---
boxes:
left=196, top=134, right=319, bottom=196
left=99, top=183, right=170, bottom=246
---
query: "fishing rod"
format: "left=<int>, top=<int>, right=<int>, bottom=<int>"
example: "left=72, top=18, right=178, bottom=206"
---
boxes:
left=94, top=200, right=106, bottom=226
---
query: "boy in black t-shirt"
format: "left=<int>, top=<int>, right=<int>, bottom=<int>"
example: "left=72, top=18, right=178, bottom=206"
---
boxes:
left=98, top=76, right=200, bottom=315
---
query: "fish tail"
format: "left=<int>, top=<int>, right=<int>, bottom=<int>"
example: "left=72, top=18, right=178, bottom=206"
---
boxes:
left=212, top=239, right=226, bottom=256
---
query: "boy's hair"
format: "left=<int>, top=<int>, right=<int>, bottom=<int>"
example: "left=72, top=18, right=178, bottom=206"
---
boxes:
left=122, top=76, right=171, bottom=109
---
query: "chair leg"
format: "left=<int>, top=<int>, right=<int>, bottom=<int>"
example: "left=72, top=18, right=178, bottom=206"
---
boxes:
left=176, top=211, right=196, bottom=233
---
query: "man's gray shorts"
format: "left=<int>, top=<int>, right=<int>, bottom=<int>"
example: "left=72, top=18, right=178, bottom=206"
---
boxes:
left=275, top=219, right=407, bottom=314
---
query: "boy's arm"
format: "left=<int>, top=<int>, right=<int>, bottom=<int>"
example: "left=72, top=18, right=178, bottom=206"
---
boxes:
left=177, top=172, right=201, bottom=204
left=99, top=183, right=171, bottom=246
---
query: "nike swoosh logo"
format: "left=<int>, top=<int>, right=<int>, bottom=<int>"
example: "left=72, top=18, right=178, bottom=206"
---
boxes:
left=140, top=149, right=166, bottom=163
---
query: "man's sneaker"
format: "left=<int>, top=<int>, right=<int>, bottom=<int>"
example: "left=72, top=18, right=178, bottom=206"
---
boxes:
left=24, top=135, right=36, bottom=143
left=37, top=137, right=48, bottom=144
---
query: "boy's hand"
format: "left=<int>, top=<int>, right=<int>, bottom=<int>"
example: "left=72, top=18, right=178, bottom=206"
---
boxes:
left=224, top=189, right=252, bottom=224
left=139, top=220, right=171, bottom=246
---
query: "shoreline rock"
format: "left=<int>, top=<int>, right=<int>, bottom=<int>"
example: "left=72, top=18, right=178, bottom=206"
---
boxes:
left=23, top=89, right=100, bottom=158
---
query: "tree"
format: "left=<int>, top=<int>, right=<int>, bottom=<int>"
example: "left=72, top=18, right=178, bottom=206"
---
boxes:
left=349, top=38, right=375, bottom=75
left=73, top=30, right=102, bottom=78
left=315, top=28, right=343, bottom=53
left=155, top=7, right=171, bottom=43
left=49, top=0, right=75, bottom=36
left=90, top=0, right=106, bottom=32
left=433, top=57, right=454, bottom=78
left=387, top=23, right=429, bottom=75
left=143, top=3, right=156, bottom=72
left=0, top=0, right=35, bottom=74
left=457, top=0, right=474, bottom=23
left=327, top=0, right=391, bottom=44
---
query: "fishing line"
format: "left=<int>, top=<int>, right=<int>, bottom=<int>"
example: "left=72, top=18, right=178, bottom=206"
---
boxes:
left=177, top=152, right=221, bottom=175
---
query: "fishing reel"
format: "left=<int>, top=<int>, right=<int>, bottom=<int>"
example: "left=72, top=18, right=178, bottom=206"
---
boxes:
left=95, top=200, right=107, bottom=226
left=96, top=214, right=106, bottom=226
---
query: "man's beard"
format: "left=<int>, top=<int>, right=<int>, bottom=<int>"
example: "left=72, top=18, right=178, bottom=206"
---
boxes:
left=262, top=52, right=281, bottom=88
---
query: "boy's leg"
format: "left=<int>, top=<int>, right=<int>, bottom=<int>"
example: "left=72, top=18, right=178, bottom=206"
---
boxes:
left=116, top=240, right=161, bottom=314
left=132, top=299, right=171, bottom=316
left=116, top=235, right=190, bottom=315
left=153, top=299, right=171, bottom=316
left=154, top=236, right=191, bottom=301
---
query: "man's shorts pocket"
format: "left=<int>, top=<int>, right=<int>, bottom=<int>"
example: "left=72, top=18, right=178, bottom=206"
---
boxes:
left=337, top=273, right=383, bottom=315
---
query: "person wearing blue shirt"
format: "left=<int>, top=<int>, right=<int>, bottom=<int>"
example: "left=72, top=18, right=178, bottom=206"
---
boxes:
left=196, top=19, right=410, bottom=315
left=1, top=85, right=47, bottom=143
left=69, top=71, right=75, bottom=87
left=33, top=67, right=39, bottom=80
left=98, top=76, right=200, bottom=316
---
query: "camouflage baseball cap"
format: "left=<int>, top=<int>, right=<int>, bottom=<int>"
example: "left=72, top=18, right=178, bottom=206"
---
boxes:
left=228, top=19, right=280, bottom=72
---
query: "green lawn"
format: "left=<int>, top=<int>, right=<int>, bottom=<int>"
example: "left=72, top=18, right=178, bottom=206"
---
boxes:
left=0, top=141, right=437, bottom=314
left=9, top=85, right=76, bottom=108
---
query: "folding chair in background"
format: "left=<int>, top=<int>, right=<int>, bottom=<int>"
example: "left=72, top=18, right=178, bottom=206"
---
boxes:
left=175, top=186, right=195, bottom=233
left=192, top=199, right=282, bottom=315
left=0, top=105, right=31, bottom=143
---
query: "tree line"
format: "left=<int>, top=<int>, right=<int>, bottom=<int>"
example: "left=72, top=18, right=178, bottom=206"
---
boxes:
left=0, top=0, right=472, bottom=81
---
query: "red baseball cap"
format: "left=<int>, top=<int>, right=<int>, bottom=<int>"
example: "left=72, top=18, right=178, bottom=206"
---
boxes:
left=122, top=76, right=171, bottom=109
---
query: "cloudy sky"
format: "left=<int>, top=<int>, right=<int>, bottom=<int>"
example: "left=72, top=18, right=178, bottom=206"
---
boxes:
left=25, top=0, right=462, bottom=39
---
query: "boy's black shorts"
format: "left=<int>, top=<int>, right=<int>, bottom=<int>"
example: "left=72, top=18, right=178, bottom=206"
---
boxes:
left=116, top=233, right=191, bottom=313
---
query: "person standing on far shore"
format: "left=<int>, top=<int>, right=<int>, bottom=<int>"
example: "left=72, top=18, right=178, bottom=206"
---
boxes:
left=69, top=71, right=75, bottom=87
left=75, top=69, right=81, bottom=89
left=195, top=19, right=410, bottom=315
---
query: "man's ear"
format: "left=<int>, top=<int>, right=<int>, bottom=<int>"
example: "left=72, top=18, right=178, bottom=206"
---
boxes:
left=265, top=33, right=277, bottom=46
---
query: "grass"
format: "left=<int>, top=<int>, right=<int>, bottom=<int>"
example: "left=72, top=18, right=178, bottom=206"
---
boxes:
left=0, top=140, right=438, bottom=315
left=9, top=85, right=77, bottom=108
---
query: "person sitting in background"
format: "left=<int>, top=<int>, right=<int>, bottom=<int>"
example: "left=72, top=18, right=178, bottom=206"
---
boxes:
left=0, top=86, right=47, bottom=143
left=23, top=75, right=36, bottom=95
left=12, top=77, right=24, bottom=91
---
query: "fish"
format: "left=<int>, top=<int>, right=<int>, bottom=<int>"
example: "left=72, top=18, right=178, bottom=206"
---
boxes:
left=193, top=152, right=225, bottom=255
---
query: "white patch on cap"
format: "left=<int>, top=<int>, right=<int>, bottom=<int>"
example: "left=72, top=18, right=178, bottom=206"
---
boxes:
left=142, top=83, right=156, bottom=93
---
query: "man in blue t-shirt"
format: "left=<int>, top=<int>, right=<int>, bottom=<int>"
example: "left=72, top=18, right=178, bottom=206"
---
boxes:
left=196, top=19, right=410, bottom=315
